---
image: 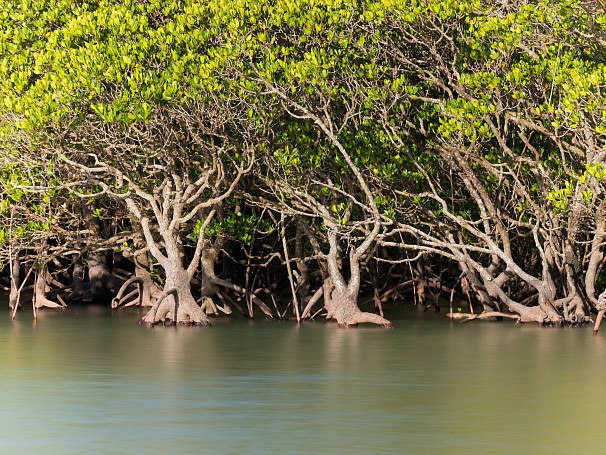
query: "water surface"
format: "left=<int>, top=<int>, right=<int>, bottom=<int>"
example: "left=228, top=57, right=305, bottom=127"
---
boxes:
left=1, top=305, right=605, bottom=454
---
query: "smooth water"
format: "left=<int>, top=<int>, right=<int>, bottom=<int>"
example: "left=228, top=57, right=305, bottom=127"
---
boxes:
left=1, top=305, right=606, bottom=454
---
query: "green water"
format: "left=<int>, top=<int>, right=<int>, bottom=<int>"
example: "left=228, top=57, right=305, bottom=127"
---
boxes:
left=1, top=305, right=605, bottom=454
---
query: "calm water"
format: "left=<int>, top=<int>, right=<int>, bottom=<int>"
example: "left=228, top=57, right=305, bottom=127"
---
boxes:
left=1, top=304, right=606, bottom=454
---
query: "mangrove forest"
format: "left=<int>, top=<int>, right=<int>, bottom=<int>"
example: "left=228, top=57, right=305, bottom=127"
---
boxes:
left=1, top=0, right=606, bottom=329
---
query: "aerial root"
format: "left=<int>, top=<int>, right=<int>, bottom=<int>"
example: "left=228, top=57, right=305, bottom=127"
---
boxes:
left=461, top=311, right=520, bottom=323
left=343, top=311, right=394, bottom=329
left=594, top=309, right=606, bottom=334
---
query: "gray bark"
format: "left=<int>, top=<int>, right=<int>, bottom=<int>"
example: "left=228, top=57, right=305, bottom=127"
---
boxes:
left=34, top=269, right=65, bottom=310
left=87, top=250, right=112, bottom=301
left=325, top=231, right=393, bottom=328
left=8, top=252, right=20, bottom=310
left=72, top=259, right=85, bottom=296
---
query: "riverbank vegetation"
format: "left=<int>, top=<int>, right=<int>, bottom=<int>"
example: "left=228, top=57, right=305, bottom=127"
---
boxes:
left=1, top=0, right=605, bottom=328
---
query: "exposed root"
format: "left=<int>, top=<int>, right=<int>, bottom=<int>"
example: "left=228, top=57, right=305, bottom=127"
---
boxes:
left=310, top=308, right=325, bottom=320
left=217, top=291, right=245, bottom=316
left=139, top=300, right=211, bottom=326
left=112, top=277, right=144, bottom=308
left=333, top=308, right=395, bottom=328
left=200, top=296, right=219, bottom=316
left=348, top=311, right=394, bottom=329
left=34, top=271, right=67, bottom=310
left=56, top=294, right=68, bottom=307
left=34, top=297, right=66, bottom=310
left=329, top=286, right=394, bottom=329
left=379, top=279, right=415, bottom=303
left=461, top=311, right=520, bottom=323
left=301, top=287, right=323, bottom=319
left=213, top=278, right=274, bottom=318
left=594, top=309, right=606, bottom=334
left=139, top=288, right=211, bottom=327
left=462, top=310, right=591, bottom=326
left=116, top=289, right=138, bottom=307
left=594, top=292, right=606, bottom=334
left=200, top=295, right=232, bottom=316
left=122, top=296, right=143, bottom=308
left=507, top=302, right=564, bottom=325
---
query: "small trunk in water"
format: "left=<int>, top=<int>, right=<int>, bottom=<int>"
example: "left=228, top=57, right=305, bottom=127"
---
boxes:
left=295, top=221, right=311, bottom=308
left=87, top=251, right=111, bottom=301
left=323, top=277, right=336, bottom=320
left=72, top=259, right=85, bottom=296
left=9, top=253, right=20, bottom=310
left=415, top=257, right=428, bottom=312
left=200, top=243, right=220, bottom=299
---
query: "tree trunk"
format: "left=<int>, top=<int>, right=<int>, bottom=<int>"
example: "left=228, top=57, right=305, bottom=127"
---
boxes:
left=87, top=250, right=111, bottom=301
left=198, top=239, right=233, bottom=316
left=330, top=286, right=394, bottom=328
left=34, top=269, right=65, bottom=310
left=586, top=207, right=605, bottom=306
left=295, top=221, right=311, bottom=308
left=200, top=246, right=220, bottom=316
left=72, top=259, right=85, bottom=296
left=325, top=235, right=393, bottom=328
left=140, top=263, right=210, bottom=326
left=460, top=262, right=495, bottom=313
left=8, top=252, right=20, bottom=310
left=415, top=256, right=428, bottom=312
left=323, top=277, right=336, bottom=319
left=536, top=292, right=563, bottom=324
left=200, top=240, right=220, bottom=299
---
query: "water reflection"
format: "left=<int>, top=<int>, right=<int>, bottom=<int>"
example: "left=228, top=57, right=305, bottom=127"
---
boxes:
left=1, top=306, right=606, bottom=453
